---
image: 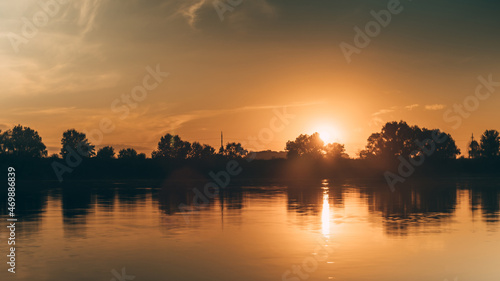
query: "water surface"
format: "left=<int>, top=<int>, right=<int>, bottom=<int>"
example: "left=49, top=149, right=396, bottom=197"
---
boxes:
left=1, top=178, right=499, bottom=281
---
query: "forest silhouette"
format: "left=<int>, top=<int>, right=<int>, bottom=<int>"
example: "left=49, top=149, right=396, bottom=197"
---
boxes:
left=0, top=121, right=499, bottom=182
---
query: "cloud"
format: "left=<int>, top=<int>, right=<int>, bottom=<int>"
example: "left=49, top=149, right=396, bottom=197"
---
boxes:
left=405, top=104, right=419, bottom=110
left=372, top=108, right=395, bottom=116
left=0, top=0, right=118, bottom=98
left=6, top=107, right=77, bottom=116
left=145, top=100, right=321, bottom=134
left=0, top=53, right=121, bottom=96
left=374, top=104, right=421, bottom=116
left=77, top=0, right=105, bottom=37
left=425, top=104, right=445, bottom=110
left=180, top=0, right=207, bottom=28
left=369, top=117, right=384, bottom=127
left=370, top=106, right=397, bottom=126
left=370, top=104, right=421, bottom=126
left=175, top=0, right=275, bottom=29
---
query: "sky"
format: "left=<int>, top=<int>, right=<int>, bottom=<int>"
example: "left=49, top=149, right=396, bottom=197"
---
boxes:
left=1, top=0, right=499, bottom=157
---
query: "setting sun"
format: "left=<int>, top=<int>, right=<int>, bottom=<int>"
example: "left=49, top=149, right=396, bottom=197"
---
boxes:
left=315, top=124, right=340, bottom=144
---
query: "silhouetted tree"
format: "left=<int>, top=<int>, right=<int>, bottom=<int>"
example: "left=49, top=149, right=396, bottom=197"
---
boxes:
left=480, top=130, right=500, bottom=158
left=188, top=142, right=203, bottom=158
left=49, top=153, right=60, bottom=159
left=0, top=130, right=8, bottom=154
left=1, top=125, right=47, bottom=157
left=324, top=143, right=348, bottom=159
left=285, top=133, right=324, bottom=159
left=360, top=121, right=460, bottom=160
left=188, top=142, right=216, bottom=160
left=223, top=142, right=248, bottom=159
left=151, top=134, right=191, bottom=159
left=417, top=129, right=460, bottom=159
left=201, top=144, right=216, bottom=159
left=360, top=121, right=419, bottom=159
left=118, top=148, right=138, bottom=159
left=359, top=133, right=382, bottom=159
left=96, top=146, right=115, bottom=159
left=60, top=129, right=95, bottom=158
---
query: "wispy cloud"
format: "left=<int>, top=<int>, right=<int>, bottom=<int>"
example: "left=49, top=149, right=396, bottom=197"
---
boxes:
left=7, top=107, right=77, bottom=116
left=369, top=117, right=384, bottom=127
left=147, top=101, right=321, bottom=133
left=370, top=104, right=422, bottom=126
left=179, top=0, right=207, bottom=28
left=405, top=104, right=419, bottom=110
left=67, top=101, right=319, bottom=150
left=77, top=0, right=105, bottom=37
left=425, top=104, right=445, bottom=110
left=372, top=108, right=395, bottom=116
left=0, top=0, right=115, bottom=98
left=175, top=0, right=275, bottom=29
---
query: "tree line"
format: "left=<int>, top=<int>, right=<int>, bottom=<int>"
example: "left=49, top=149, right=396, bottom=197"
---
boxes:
left=1, top=121, right=499, bottom=161
left=0, top=126, right=249, bottom=161
left=357, top=121, right=499, bottom=161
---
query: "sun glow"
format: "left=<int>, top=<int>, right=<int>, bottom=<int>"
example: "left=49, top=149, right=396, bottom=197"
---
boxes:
left=314, top=124, right=340, bottom=144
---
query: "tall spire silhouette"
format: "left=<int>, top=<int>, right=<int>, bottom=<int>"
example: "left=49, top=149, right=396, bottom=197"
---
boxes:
left=468, top=133, right=480, bottom=159
left=219, top=131, right=224, bottom=155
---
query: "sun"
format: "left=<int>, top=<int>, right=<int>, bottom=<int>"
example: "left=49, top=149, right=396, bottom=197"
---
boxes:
left=319, top=130, right=332, bottom=143
left=314, top=124, right=339, bottom=144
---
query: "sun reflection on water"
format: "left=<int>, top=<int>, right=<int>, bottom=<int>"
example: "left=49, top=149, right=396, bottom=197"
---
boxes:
left=321, top=179, right=330, bottom=237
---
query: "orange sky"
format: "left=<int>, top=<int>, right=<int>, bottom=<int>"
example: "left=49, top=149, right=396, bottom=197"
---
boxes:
left=1, top=0, right=499, bottom=157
